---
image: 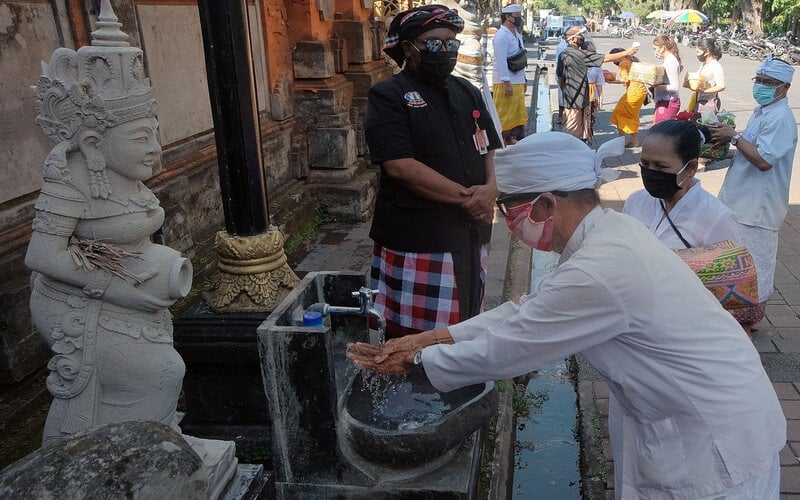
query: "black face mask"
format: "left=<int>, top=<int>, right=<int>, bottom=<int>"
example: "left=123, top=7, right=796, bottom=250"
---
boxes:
left=411, top=44, right=457, bottom=82
left=696, top=52, right=707, bottom=62
left=513, top=17, right=523, bottom=29
left=640, top=161, right=689, bottom=199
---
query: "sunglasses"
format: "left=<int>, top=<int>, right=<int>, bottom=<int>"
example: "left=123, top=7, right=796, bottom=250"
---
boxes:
left=414, top=37, right=461, bottom=53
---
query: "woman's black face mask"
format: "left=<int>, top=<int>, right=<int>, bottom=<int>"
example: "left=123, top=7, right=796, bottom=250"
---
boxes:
left=639, top=160, right=691, bottom=199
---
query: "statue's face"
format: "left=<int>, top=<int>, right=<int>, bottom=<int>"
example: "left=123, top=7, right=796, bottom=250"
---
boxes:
left=99, top=117, right=161, bottom=181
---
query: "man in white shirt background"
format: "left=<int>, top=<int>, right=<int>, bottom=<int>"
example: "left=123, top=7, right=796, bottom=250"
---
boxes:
left=492, top=3, right=528, bottom=144
left=713, top=56, right=798, bottom=335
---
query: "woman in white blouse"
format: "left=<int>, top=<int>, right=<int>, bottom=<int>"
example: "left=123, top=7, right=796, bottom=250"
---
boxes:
left=651, top=35, right=683, bottom=124
left=623, top=119, right=740, bottom=249
left=692, top=38, right=726, bottom=113
left=624, top=120, right=756, bottom=333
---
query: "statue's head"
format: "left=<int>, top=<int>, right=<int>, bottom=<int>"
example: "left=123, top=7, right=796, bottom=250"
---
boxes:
left=32, top=0, right=159, bottom=198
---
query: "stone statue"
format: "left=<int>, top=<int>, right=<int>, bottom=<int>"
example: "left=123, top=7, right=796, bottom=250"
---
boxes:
left=25, top=1, right=235, bottom=497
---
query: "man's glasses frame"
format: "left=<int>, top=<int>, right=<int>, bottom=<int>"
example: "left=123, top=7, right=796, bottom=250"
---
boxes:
left=414, top=37, right=461, bottom=53
left=495, top=192, right=567, bottom=217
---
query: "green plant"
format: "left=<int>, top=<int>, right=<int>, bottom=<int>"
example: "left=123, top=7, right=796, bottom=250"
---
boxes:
left=237, top=447, right=272, bottom=465
left=591, top=413, right=608, bottom=483
left=284, top=203, right=330, bottom=258
left=511, top=382, right=548, bottom=420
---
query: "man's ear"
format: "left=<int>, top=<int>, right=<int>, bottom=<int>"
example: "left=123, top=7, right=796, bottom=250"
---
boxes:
left=530, top=193, right=557, bottom=220
left=686, top=159, right=699, bottom=177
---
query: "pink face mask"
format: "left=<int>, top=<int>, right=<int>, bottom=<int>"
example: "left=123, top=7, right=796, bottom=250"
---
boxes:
left=503, top=194, right=556, bottom=251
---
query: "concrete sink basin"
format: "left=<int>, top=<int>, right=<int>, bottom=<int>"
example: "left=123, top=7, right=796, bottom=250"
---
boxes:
left=340, top=367, right=497, bottom=468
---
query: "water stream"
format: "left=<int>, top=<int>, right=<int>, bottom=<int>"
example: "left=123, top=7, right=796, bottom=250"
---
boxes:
left=512, top=363, right=580, bottom=499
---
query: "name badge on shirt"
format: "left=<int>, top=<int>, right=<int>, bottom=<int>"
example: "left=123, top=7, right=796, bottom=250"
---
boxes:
left=472, top=110, right=488, bottom=155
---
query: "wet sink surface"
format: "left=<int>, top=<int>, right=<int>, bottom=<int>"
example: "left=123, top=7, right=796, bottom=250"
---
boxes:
left=340, top=368, right=497, bottom=468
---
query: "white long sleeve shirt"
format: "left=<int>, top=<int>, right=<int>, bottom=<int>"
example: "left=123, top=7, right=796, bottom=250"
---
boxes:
left=422, top=207, right=785, bottom=499
left=696, top=59, right=725, bottom=102
left=719, top=97, right=798, bottom=230
left=623, top=180, right=741, bottom=249
left=653, top=53, right=681, bottom=102
left=492, top=25, right=527, bottom=84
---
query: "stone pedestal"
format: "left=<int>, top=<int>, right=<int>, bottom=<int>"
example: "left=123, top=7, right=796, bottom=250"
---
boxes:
left=173, top=298, right=272, bottom=458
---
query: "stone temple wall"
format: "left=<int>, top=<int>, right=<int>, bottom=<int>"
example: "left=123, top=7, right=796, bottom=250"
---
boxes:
left=0, top=0, right=385, bottom=394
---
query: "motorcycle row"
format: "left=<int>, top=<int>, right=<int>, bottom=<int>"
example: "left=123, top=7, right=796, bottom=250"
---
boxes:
left=629, top=25, right=800, bottom=65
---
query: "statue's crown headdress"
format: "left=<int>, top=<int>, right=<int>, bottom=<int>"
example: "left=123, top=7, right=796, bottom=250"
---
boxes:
left=32, top=0, right=157, bottom=143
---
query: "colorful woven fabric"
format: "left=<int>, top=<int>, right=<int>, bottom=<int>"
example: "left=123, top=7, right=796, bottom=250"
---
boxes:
left=371, top=245, right=488, bottom=332
left=674, top=240, right=760, bottom=323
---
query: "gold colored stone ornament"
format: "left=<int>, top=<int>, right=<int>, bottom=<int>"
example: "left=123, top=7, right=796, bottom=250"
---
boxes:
left=205, top=230, right=299, bottom=312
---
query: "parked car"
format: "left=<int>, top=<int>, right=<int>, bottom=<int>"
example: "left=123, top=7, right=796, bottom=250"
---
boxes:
left=541, top=14, right=586, bottom=44
left=563, top=15, right=587, bottom=27
left=603, top=16, right=622, bottom=32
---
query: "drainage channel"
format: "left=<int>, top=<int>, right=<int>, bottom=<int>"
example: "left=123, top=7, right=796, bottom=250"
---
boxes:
left=511, top=66, right=581, bottom=499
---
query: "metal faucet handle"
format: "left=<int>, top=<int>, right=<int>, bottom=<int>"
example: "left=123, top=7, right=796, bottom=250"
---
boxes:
left=351, top=288, right=379, bottom=298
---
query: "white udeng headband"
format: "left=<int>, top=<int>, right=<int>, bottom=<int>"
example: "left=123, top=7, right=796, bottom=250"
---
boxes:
left=494, top=132, right=625, bottom=194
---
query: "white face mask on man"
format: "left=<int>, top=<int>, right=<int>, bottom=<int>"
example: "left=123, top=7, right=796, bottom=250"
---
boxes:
left=503, top=193, right=556, bottom=251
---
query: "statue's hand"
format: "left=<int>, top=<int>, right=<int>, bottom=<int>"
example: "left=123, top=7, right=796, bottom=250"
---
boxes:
left=103, top=277, right=174, bottom=312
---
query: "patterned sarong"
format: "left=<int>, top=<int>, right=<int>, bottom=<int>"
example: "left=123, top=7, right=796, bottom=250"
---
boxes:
left=371, top=245, right=488, bottom=336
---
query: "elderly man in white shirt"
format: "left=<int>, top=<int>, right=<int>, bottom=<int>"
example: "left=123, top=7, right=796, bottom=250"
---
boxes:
left=713, top=56, right=798, bottom=332
left=492, top=3, right=528, bottom=143
left=349, top=131, right=786, bottom=499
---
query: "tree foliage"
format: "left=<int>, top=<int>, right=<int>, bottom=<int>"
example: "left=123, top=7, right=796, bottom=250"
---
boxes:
left=522, top=0, right=796, bottom=35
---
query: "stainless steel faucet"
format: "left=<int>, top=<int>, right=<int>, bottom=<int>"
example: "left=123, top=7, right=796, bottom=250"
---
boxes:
left=307, top=287, right=387, bottom=332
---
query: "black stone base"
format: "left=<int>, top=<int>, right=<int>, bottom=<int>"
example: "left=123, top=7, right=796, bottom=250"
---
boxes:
left=272, top=430, right=484, bottom=499
left=173, top=297, right=272, bottom=458
left=222, top=464, right=273, bottom=499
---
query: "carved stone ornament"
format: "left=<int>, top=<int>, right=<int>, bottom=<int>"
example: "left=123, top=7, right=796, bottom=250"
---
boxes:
left=204, top=229, right=300, bottom=313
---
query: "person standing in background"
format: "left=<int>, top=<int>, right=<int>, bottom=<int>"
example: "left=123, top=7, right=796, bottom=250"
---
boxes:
left=585, top=41, right=605, bottom=146
left=555, top=32, right=568, bottom=124
left=364, top=5, right=502, bottom=339
left=492, top=3, right=528, bottom=144
left=651, top=35, right=683, bottom=124
left=713, top=56, right=797, bottom=334
left=692, top=38, right=725, bottom=114
left=608, top=47, right=648, bottom=148
left=557, top=26, right=637, bottom=141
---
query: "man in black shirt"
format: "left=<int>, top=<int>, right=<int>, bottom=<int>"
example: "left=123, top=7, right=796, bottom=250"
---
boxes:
left=364, top=4, right=502, bottom=339
left=557, top=26, right=637, bottom=141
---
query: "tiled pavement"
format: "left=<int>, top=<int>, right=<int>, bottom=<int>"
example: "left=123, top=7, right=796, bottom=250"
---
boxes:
left=292, top=35, right=800, bottom=498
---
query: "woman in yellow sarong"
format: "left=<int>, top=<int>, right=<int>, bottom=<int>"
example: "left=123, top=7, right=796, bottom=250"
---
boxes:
left=609, top=48, right=647, bottom=148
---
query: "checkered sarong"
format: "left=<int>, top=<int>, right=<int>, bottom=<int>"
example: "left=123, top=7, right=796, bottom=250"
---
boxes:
left=371, top=245, right=488, bottom=332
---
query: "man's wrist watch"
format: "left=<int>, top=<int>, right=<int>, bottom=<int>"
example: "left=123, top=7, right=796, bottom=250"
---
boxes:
left=413, top=350, right=423, bottom=365
left=731, top=133, right=742, bottom=146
